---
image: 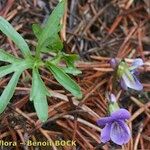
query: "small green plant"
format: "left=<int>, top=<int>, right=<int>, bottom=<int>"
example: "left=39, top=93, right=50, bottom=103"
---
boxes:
left=0, top=0, right=82, bottom=122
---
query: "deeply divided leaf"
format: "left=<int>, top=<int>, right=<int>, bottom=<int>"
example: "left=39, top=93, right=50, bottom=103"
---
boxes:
left=0, top=64, right=16, bottom=78
left=0, top=60, right=33, bottom=79
left=63, top=53, right=79, bottom=67
left=47, top=62, right=82, bottom=99
left=62, top=53, right=81, bottom=75
left=36, top=0, right=65, bottom=52
left=40, top=34, right=63, bottom=53
left=63, top=67, right=82, bottom=76
left=0, top=71, right=22, bottom=113
left=0, top=17, right=31, bottom=57
left=0, top=49, right=20, bottom=63
left=30, top=68, right=49, bottom=122
left=32, top=24, right=42, bottom=39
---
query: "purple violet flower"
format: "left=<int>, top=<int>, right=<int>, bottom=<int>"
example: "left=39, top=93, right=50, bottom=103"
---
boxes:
left=97, top=108, right=131, bottom=145
left=110, top=58, right=143, bottom=91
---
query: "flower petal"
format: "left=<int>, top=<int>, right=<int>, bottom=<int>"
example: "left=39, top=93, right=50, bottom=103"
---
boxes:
left=132, top=75, right=143, bottom=90
left=97, top=117, right=113, bottom=127
left=101, top=123, right=111, bottom=143
left=111, top=108, right=131, bottom=120
left=118, top=121, right=131, bottom=143
left=110, top=122, right=131, bottom=145
left=120, top=78, right=128, bottom=90
left=130, top=58, right=143, bottom=71
left=110, top=93, right=116, bottom=103
left=122, top=73, right=143, bottom=91
left=110, top=121, right=131, bottom=145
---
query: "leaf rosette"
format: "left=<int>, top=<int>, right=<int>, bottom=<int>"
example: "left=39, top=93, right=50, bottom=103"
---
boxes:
left=0, top=0, right=82, bottom=122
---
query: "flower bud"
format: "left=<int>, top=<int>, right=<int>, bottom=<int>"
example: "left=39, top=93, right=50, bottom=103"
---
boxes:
left=110, top=58, right=118, bottom=69
left=106, top=93, right=120, bottom=113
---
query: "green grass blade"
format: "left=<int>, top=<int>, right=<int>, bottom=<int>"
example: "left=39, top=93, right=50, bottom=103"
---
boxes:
left=30, top=68, right=49, bottom=122
left=0, top=49, right=20, bottom=63
left=47, top=63, right=82, bottom=99
left=0, top=17, right=31, bottom=57
left=0, top=71, right=22, bottom=113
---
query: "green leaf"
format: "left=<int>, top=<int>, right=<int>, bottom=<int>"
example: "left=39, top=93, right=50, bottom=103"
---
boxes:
left=37, top=0, right=65, bottom=51
left=49, top=53, right=62, bottom=65
left=32, top=24, right=63, bottom=52
left=0, top=71, right=22, bottom=113
left=47, top=62, right=82, bottom=99
left=0, top=59, right=33, bottom=78
left=0, top=17, right=31, bottom=57
left=0, top=49, right=20, bottom=63
left=32, top=24, right=63, bottom=53
left=62, top=53, right=81, bottom=75
left=0, top=64, right=16, bottom=78
left=32, top=24, right=42, bottom=39
left=63, top=53, right=79, bottom=67
left=30, top=68, right=49, bottom=122
left=63, top=67, right=82, bottom=76
left=40, top=34, right=63, bottom=53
